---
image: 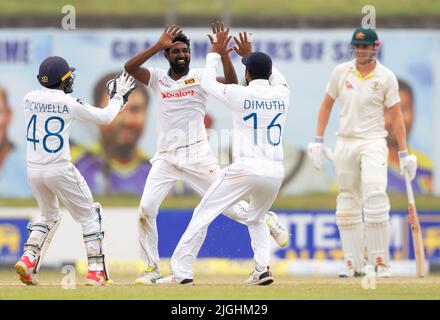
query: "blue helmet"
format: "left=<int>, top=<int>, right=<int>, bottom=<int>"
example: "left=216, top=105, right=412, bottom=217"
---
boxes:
left=37, top=56, right=75, bottom=93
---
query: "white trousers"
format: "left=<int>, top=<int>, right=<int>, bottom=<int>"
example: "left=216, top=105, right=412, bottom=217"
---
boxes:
left=333, top=137, right=390, bottom=268
left=170, top=163, right=283, bottom=279
left=334, top=137, right=388, bottom=202
left=27, top=163, right=100, bottom=235
left=139, top=140, right=249, bottom=270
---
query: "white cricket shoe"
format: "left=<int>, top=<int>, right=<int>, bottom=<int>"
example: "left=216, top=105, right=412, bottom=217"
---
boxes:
left=245, top=266, right=274, bottom=286
left=338, top=268, right=365, bottom=278
left=134, top=267, right=163, bottom=284
left=375, top=264, right=391, bottom=278
left=155, top=275, right=194, bottom=285
left=266, top=211, right=290, bottom=248
left=338, top=258, right=367, bottom=278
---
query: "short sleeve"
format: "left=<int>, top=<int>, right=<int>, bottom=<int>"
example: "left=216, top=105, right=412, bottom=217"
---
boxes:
left=384, top=73, right=400, bottom=108
left=325, top=66, right=340, bottom=100
left=147, top=67, right=159, bottom=90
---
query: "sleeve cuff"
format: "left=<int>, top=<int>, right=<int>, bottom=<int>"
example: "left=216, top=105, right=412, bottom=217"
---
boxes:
left=207, top=52, right=221, bottom=60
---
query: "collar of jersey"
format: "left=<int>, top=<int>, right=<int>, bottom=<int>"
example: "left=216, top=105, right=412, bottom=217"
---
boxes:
left=167, top=68, right=191, bottom=81
left=249, top=79, right=270, bottom=86
left=350, top=59, right=379, bottom=81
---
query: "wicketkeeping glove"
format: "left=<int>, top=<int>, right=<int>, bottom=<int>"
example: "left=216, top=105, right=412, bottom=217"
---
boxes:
left=398, top=150, right=417, bottom=181
left=106, top=72, right=136, bottom=108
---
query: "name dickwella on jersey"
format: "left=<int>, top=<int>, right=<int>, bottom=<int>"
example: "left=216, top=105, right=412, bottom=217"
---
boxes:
left=24, top=99, right=70, bottom=114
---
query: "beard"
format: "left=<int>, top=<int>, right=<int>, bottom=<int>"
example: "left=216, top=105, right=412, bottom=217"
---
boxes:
left=169, top=57, right=190, bottom=74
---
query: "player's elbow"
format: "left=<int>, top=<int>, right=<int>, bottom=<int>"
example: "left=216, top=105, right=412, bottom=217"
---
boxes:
left=124, top=61, right=136, bottom=74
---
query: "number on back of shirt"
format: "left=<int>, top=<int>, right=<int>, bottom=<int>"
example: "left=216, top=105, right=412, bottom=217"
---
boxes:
left=243, top=112, right=282, bottom=146
left=26, top=115, right=65, bottom=153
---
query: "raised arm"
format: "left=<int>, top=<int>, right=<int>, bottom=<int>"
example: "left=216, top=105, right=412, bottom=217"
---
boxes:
left=202, top=29, right=236, bottom=106
left=208, top=21, right=238, bottom=84
left=269, top=67, right=289, bottom=88
left=124, top=24, right=182, bottom=85
left=72, top=73, right=136, bottom=125
left=72, top=99, right=122, bottom=125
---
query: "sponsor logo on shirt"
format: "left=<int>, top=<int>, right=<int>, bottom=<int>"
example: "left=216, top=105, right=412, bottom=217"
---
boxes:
left=344, top=81, right=354, bottom=89
left=161, top=89, right=195, bottom=99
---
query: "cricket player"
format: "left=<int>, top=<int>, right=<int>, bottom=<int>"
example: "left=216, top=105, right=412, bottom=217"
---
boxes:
left=124, top=23, right=289, bottom=284
left=14, top=56, right=136, bottom=286
left=308, top=27, right=417, bottom=277
left=156, top=30, right=290, bottom=285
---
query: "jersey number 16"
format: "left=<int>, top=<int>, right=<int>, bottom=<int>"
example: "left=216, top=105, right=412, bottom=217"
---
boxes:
left=243, top=112, right=282, bottom=146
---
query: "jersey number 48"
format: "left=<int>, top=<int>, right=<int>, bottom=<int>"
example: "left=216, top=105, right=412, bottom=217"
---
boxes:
left=26, top=115, right=65, bottom=153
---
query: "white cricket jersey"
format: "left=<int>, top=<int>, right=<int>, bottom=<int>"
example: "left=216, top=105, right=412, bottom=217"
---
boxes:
left=23, top=88, right=122, bottom=167
left=147, top=67, right=208, bottom=152
left=201, top=53, right=290, bottom=178
left=326, top=60, right=400, bottom=139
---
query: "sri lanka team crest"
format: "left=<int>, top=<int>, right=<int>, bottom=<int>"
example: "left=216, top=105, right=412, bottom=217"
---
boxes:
left=184, top=78, right=196, bottom=85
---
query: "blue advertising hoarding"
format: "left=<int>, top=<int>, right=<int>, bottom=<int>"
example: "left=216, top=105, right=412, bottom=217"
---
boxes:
left=157, top=209, right=440, bottom=263
left=0, top=219, right=29, bottom=264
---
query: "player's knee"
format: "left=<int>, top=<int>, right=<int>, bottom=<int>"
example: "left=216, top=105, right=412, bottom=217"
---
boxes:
left=336, top=192, right=362, bottom=227
left=139, top=200, right=159, bottom=220
left=363, top=191, right=390, bottom=225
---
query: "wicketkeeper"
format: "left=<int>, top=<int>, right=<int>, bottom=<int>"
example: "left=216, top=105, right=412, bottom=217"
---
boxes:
left=15, top=56, right=135, bottom=286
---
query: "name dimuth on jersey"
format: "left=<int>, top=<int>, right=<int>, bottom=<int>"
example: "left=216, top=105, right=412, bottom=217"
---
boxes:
left=243, top=99, right=286, bottom=111
left=24, top=99, right=69, bottom=114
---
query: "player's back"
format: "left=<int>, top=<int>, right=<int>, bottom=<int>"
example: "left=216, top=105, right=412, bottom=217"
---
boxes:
left=24, top=88, right=75, bottom=167
left=230, top=78, right=290, bottom=177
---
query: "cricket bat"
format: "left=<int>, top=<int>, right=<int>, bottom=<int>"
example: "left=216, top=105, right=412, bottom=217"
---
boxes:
left=404, top=171, right=426, bottom=277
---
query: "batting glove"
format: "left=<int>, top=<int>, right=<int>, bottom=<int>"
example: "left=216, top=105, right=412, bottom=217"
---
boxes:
left=106, top=72, right=136, bottom=109
left=398, top=150, right=417, bottom=181
left=308, top=136, right=334, bottom=170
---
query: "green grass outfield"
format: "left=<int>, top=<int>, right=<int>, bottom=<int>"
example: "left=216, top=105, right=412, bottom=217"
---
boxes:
left=0, top=270, right=439, bottom=300
left=2, top=193, right=440, bottom=210
left=1, top=0, right=440, bottom=17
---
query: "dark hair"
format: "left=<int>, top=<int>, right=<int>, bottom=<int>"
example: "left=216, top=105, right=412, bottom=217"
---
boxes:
left=93, top=72, right=149, bottom=107
left=164, top=33, right=191, bottom=53
left=247, top=69, right=271, bottom=80
left=397, top=78, right=414, bottom=103
left=46, top=81, right=62, bottom=89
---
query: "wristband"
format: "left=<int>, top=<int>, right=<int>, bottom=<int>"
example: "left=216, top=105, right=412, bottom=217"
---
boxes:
left=398, top=150, right=409, bottom=158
